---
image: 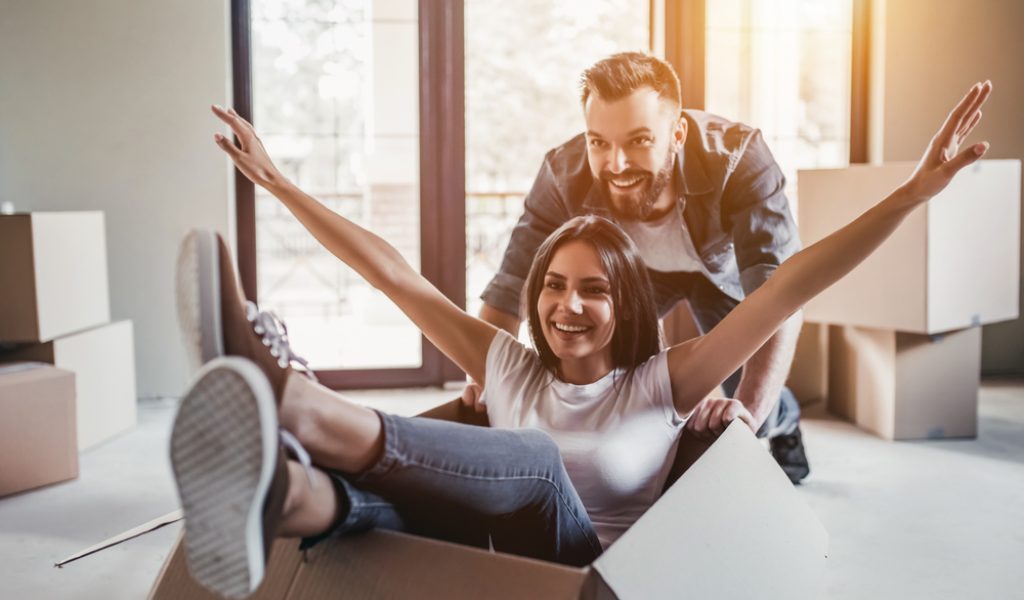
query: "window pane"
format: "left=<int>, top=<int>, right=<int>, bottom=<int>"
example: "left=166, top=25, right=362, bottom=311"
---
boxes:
left=252, top=0, right=421, bottom=370
left=464, top=0, right=650, bottom=318
left=705, top=0, right=852, bottom=214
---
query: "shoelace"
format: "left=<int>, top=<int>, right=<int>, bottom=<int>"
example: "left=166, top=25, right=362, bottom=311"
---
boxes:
left=280, top=429, right=317, bottom=489
left=245, top=301, right=317, bottom=382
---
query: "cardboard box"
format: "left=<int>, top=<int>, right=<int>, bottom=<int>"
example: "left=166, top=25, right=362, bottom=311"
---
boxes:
left=142, top=414, right=827, bottom=599
left=798, top=160, right=1020, bottom=334
left=828, top=325, right=980, bottom=440
left=0, top=362, right=78, bottom=496
left=787, top=321, right=829, bottom=405
left=0, top=212, right=111, bottom=343
left=0, top=320, right=137, bottom=450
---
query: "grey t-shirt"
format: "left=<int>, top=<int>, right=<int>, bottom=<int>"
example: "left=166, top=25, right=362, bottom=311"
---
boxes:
left=619, top=202, right=703, bottom=273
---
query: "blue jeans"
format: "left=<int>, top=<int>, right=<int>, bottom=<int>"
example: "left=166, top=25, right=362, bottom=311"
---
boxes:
left=300, top=412, right=603, bottom=567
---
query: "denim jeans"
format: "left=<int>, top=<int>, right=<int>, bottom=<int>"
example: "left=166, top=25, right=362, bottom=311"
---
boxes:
left=300, top=411, right=603, bottom=567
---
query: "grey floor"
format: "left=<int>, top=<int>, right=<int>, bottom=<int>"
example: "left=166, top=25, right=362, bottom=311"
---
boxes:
left=2, top=385, right=1022, bottom=599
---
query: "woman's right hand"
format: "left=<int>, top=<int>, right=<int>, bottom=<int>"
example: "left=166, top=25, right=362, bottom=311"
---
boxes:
left=211, top=104, right=288, bottom=191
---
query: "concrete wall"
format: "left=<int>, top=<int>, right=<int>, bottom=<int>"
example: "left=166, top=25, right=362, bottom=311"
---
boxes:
left=872, top=0, right=1024, bottom=374
left=0, top=0, right=235, bottom=397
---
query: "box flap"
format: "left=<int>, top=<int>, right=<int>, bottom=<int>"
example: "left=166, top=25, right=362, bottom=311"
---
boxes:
left=593, top=422, right=828, bottom=599
left=285, top=529, right=587, bottom=599
left=150, top=532, right=304, bottom=600
left=56, top=509, right=183, bottom=567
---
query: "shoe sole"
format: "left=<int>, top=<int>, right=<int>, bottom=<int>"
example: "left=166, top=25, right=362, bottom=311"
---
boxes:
left=176, top=230, right=224, bottom=371
left=170, top=357, right=278, bottom=599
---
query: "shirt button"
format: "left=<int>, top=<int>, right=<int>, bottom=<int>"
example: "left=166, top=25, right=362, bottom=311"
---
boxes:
left=726, top=243, right=734, bottom=249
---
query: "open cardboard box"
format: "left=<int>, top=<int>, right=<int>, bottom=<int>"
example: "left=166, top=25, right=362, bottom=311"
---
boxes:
left=66, top=400, right=828, bottom=599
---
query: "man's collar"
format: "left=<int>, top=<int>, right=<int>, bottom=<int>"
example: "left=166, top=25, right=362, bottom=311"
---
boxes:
left=675, top=142, right=713, bottom=197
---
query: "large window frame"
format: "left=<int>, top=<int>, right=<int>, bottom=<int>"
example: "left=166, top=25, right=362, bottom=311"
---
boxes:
left=231, top=0, right=465, bottom=389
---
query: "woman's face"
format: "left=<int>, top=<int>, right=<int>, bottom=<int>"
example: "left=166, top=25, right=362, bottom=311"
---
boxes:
left=537, top=240, right=616, bottom=370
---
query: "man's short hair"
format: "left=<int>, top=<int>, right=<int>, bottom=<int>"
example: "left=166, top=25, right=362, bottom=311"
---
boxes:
left=579, top=52, right=682, bottom=111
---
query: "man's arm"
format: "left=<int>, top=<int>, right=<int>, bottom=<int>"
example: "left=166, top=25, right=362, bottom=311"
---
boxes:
left=479, top=302, right=520, bottom=336
left=734, top=311, right=801, bottom=428
left=722, top=128, right=804, bottom=428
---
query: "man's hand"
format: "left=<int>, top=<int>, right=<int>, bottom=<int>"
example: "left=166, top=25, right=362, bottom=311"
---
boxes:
left=461, top=379, right=487, bottom=413
left=684, top=397, right=756, bottom=443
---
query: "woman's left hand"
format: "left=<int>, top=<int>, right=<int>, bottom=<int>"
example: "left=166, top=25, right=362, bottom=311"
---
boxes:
left=211, top=104, right=287, bottom=191
left=903, top=81, right=992, bottom=203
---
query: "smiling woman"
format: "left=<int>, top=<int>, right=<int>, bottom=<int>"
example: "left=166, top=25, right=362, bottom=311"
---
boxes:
left=524, top=216, right=660, bottom=385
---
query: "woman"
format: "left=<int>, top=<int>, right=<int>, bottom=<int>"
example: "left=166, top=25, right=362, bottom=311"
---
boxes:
left=172, top=82, right=991, bottom=598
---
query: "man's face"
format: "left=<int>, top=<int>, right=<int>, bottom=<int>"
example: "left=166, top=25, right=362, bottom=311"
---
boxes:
left=583, top=88, right=685, bottom=220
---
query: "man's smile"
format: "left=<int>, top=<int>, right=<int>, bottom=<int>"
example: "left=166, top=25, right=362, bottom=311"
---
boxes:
left=609, top=174, right=645, bottom=189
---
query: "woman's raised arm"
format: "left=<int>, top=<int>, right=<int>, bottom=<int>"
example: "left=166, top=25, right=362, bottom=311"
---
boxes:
left=667, top=81, right=993, bottom=414
left=211, top=105, right=497, bottom=384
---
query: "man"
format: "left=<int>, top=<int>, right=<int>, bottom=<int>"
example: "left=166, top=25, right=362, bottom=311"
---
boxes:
left=464, top=52, right=809, bottom=483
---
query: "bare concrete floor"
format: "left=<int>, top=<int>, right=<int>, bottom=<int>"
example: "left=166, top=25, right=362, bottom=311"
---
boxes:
left=1, top=384, right=1022, bottom=599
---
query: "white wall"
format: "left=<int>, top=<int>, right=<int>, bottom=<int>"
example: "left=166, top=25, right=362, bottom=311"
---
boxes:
left=871, top=0, right=1024, bottom=374
left=0, top=0, right=235, bottom=397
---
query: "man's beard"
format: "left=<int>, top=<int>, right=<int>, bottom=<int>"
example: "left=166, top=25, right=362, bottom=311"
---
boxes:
left=601, top=149, right=675, bottom=221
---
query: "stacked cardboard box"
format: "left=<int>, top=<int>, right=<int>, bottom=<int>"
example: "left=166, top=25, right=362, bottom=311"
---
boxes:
left=797, top=160, right=1021, bottom=440
left=0, top=212, right=137, bottom=452
left=0, top=362, right=78, bottom=495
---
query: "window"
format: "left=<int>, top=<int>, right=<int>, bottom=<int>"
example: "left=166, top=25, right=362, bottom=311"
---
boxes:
left=236, top=0, right=463, bottom=388
left=704, top=0, right=853, bottom=209
left=464, top=0, right=651, bottom=320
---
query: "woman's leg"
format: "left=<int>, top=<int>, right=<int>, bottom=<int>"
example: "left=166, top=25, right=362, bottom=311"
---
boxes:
left=357, top=412, right=602, bottom=566
left=277, top=371, right=384, bottom=473
left=278, top=460, right=424, bottom=550
left=277, top=461, right=340, bottom=538
left=277, top=372, right=601, bottom=565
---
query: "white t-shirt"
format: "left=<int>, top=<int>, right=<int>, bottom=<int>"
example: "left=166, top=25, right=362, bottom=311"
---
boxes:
left=619, top=202, right=704, bottom=273
left=482, top=330, right=685, bottom=548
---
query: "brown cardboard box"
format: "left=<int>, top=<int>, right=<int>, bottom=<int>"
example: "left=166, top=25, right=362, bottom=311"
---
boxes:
left=141, top=414, right=828, bottom=599
left=0, top=320, right=137, bottom=450
left=828, top=325, right=980, bottom=440
left=787, top=321, right=829, bottom=405
left=0, top=212, right=111, bottom=343
left=798, top=161, right=1020, bottom=334
left=0, top=363, right=78, bottom=496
